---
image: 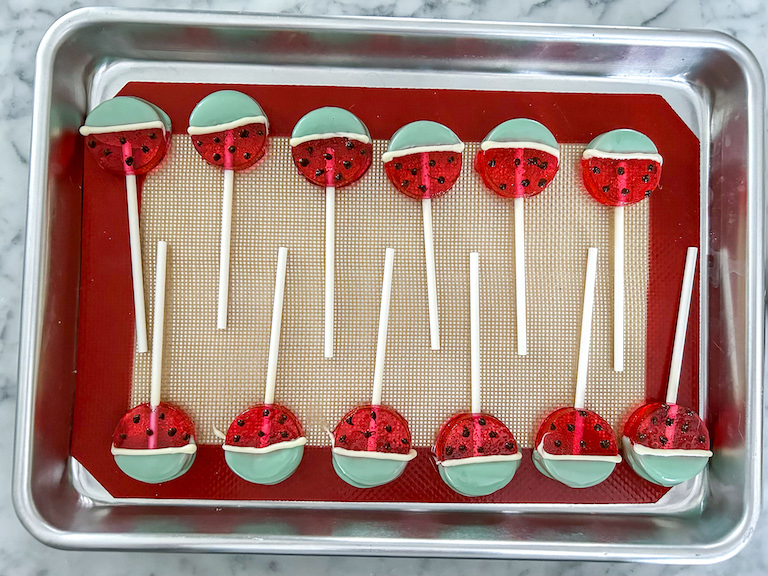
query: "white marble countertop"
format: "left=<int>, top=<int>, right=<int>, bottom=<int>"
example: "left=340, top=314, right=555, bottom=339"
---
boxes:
left=2, top=0, right=766, bottom=574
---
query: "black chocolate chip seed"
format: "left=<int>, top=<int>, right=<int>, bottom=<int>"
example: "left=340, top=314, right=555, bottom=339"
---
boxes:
left=263, top=409, right=270, bottom=417
left=233, top=435, right=240, bottom=442
left=237, top=419, right=245, bottom=426
left=141, top=145, right=150, bottom=153
left=600, top=440, right=610, bottom=449
left=567, top=424, right=575, bottom=432
left=183, top=434, right=190, bottom=441
left=580, top=440, right=586, bottom=449
left=418, top=184, right=427, bottom=192
left=306, top=146, right=313, bottom=153
left=602, top=185, right=609, bottom=192
left=682, top=422, right=690, bottom=432
left=488, top=159, right=496, bottom=168
left=228, top=145, right=236, bottom=153
left=335, top=173, right=342, bottom=181
left=638, top=433, right=647, bottom=440
left=401, top=438, right=409, bottom=444
left=428, top=159, right=436, bottom=167
left=345, top=141, right=354, bottom=150
left=149, top=133, right=157, bottom=140
left=394, top=163, right=402, bottom=170
left=660, top=436, right=668, bottom=446
left=594, top=424, right=602, bottom=431
left=410, top=168, right=418, bottom=176
left=370, top=411, right=377, bottom=420
left=645, top=190, right=652, bottom=197
left=362, top=430, right=372, bottom=438
left=119, top=137, right=126, bottom=145
left=240, top=130, right=249, bottom=138
left=315, top=169, right=324, bottom=176
left=346, top=417, right=353, bottom=425
left=159, top=413, right=165, bottom=420
left=281, top=431, right=289, bottom=438
left=462, top=427, right=470, bottom=437
left=651, top=417, right=658, bottom=424
left=489, top=431, right=498, bottom=438
left=133, top=415, right=140, bottom=423
left=648, top=164, right=655, bottom=171
left=196, top=140, right=202, bottom=147
left=459, top=445, right=467, bottom=452
left=384, top=443, right=391, bottom=451
left=538, top=179, right=547, bottom=187
left=477, top=447, right=484, bottom=453
left=243, top=152, right=251, bottom=160
left=257, top=130, right=264, bottom=136
left=343, top=160, right=352, bottom=169
left=478, top=418, right=486, bottom=426
left=124, top=157, right=134, bottom=166
left=621, top=188, right=630, bottom=195
left=521, top=179, right=530, bottom=187
left=146, top=429, right=153, bottom=436
left=554, top=440, right=562, bottom=447
left=88, top=140, right=96, bottom=148
left=119, top=433, right=127, bottom=439
left=437, top=176, right=445, bottom=184
left=445, top=446, right=453, bottom=455
left=550, top=423, right=556, bottom=431
left=168, top=428, right=177, bottom=436
left=617, top=167, right=625, bottom=175
left=505, top=442, right=514, bottom=450
left=698, top=435, right=706, bottom=443
left=385, top=424, right=392, bottom=432
left=323, top=153, right=332, bottom=160
left=666, top=418, right=674, bottom=426
left=278, top=414, right=287, bottom=424
left=339, top=435, right=346, bottom=443
left=213, top=153, right=221, bottom=161
left=400, top=180, right=409, bottom=187
left=448, top=156, right=455, bottom=163
left=514, top=158, right=521, bottom=166
left=499, top=183, right=507, bottom=190
left=642, top=174, right=650, bottom=183
left=299, top=158, right=309, bottom=166
left=258, top=430, right=264, bottom=437
left=592, top=166, right=600, bottom=174
left=578, top=410, right=587, bottom=417
left=213, top=136, right=220, bottom=143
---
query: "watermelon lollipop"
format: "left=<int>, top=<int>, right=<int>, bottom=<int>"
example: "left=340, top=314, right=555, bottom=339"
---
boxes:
left=383, top=121, right=464, bottom=351
left=80, top=96, right=172, bottom=353
left=290, top=107, right=372, bottom=359
left=331, top=248, right=416, bottom=488
left=188, top=91, right=269, bottom=330
left=623, top=247, right=711, bottom=486
left=221, top=247, right=307, bottom=484
left=111, top=241, right=197, bottom=483
left=532, top=248, right=621, bottom=488
left=475, top=119, right=560, bottom=356
left=433, top=252, right=522, bottom=497
left=581, top=129, right=663, bottom=372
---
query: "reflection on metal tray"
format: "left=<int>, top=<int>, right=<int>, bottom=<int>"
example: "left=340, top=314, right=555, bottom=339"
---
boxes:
left=14, top=7, right=763, bottom=563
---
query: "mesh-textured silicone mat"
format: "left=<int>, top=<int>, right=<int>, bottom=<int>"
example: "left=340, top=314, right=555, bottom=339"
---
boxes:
left=131, top=137, right=648, bottom=448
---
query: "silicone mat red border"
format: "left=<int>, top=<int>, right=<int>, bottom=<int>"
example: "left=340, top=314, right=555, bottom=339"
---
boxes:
left=71, top=83, right=699, bottom=503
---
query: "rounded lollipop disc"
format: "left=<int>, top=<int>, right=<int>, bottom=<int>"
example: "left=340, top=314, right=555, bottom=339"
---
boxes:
left=81, top=96, right=171, bottom=176
left=111, top=402, right=197, bottom=484
left=622, top=402, right=711, bottom=486
left=223, top=403, right=306, bottom=485
left=581, top=129, right=662, bottom=207
left=532, top=407, right=621, bottom=488
left=475, top=118, right=560, bottom=199
left=290, top=107, right=372, bottom=188
left=331, top=404, right=416, bottom=488
left=383, top=121, right=464, bottom=200
left=188, top=90, right=269, bottom=171
left=433, top=412, right=521, bottom=497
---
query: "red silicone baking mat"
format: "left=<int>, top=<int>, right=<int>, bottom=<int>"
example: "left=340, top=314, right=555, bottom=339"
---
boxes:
left=71, top=82, right=698, bottom=503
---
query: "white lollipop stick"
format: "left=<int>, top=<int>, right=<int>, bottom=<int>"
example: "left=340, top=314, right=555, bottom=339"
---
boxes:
left=371, top=248, right=395, bottom=406
left=614, top=205, right=625, bottom=372
left=216, top=168, right=234, bottom=329
left=264, top=247, right=288, bottom=405
left=423, top=198, right=440, bottom=350
left=470, top=252, right=481, bottom=415
left=513, top=197, right=527, bottom=356
left=575, top=247, right=598, bottom=410
left=666, top=247, right=698, bottom=405
left=148, top=241, right=168, bottom=450
left=324, top=185, right=335, bottom=358
left=125, top=174, right=148, bottom=353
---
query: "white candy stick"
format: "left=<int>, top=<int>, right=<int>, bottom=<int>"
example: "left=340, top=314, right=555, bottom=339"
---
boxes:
left=216, top=169, right=234, bottom=330
left=614, top=205, right=625, bottom=372
left=371, top=248, right=395, bottom=406
left=264, top=247, right=288, bottom=405
left=149, top=241, right=168, bottom=408
left=324, top=186, right=335, bottom=358
left=422, top=198, right=440, bottom=350
left=575, top=247, right=598, bottom=410
left=666, top=247, right=698, bottom=405
left=125, top=175, right=148, bottom=353
left=513, top=197, right=527, bottom=356
left=470, top=252, right=481, bottom=415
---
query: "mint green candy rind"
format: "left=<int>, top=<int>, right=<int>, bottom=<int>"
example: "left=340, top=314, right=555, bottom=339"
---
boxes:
left=332, top=452, right=408, bottom=488
left=84, top=96, right=168, bottom=130
left=291, top=107, right=369, bottom=139
left=482, top=119, right=558, bottom=149
left=114, top=452, right=195, bottom=484
left=623, top=442, right=710, bottom=487
left=387, top=121, right=461, bottom=152
left=586, top=129, right=658, bottom=154
left=189, top=90, right=266, bottom=128
left=438, top=460, right=520, bottom=497
left=532, top=450, right=617, bottom=488
left=224, top=445, right=304, bottom=485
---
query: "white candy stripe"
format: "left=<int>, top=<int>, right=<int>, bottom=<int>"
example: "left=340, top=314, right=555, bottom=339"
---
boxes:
left=223, top=437, right=307, bottom=454
left=289, top=132, right=370, bottom=147
left=80, top=121, right=167, bottom=136
left=382, top=143, right=465, bottom=163
left=582, top=149, right=663, bottom=163
left=437, top=453, right=523, bottom=467
left=628, top=440, right=712, bottom=458
left=332, top=446, right=417, bottom=462
left=480, top=140, right=560, bottom=158
left=111, top=442, right=197, bottom=456
left=187, top=116, right=269, bottom=135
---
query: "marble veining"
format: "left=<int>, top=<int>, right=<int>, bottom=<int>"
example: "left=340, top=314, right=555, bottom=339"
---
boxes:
left=2, top=0, right=766, bottom=574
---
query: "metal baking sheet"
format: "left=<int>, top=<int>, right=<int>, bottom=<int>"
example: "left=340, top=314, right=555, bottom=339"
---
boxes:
left=14, top=8, right=763, bottom=562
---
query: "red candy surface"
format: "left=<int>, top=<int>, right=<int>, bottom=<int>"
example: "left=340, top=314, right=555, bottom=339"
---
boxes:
left=475, top=147, right=559, bottom=199
left=333, top=404, right=412, bottom=455
left=84, top=127, right=169, bottom=176
left=623, top=402, right=710, bottom=451
left=434, top=412, right=518, bottom=461
left=225, top=403, right=304, bottom=449
left=291, top=136, right=372, bottom=188
left=535, top=408, right=619, bottom=457
left=112, top=402, right=195, bottom=449
left=384, top=150, right=462, bottom=200
left=581, top=156, right=661, bottom=206
left=190, top=122, right=267, bottom=171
